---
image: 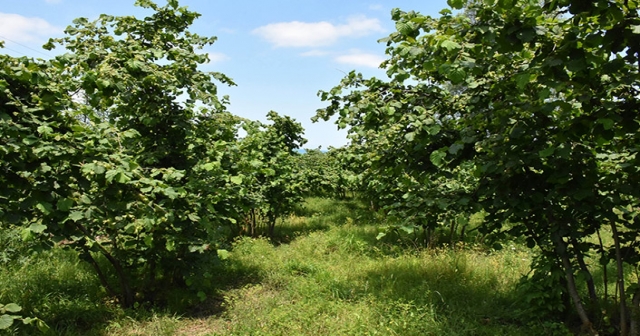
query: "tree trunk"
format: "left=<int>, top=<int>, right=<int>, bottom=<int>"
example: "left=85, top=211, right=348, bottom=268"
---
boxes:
left=629, top=288, right=640, bottom=336
left=250, top=208, right=256, bottom=237
left=460, top=224, right=467, bottom=243
left=611, top=222, right=629, bottom=336
left=101, top=249, right=134, bottom=308
left=423, top=225, right=429, bottom=248
left=74, top=222, right=134, bottom=308
left=555, top=237, right=596, bottom=334
left=146, top=257, right=157, bottom=302
left=571, top=238, right=598, bottom=305
left=597, top=230, right=608, bottom=304
left=267, top=211, right=277, bottom=238
left=449, top=219, right=457, bottom=243
left=81, top=248, right=116, bottom=298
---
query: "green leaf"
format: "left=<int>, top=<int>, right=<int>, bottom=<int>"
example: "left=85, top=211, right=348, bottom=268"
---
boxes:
left=68, top=211, right=84, bottom=221
left=105, top=170, right=123, bottom=183
left=538, top=88, right=551, bottom=100
left=2, top=304, right=21, bottom=313
left=201, top=162, right=216, bottom=171
left=20, top=228, right=33, bottom=241
left=0, top=315, right=14, bottom=330
left=103, top=168, right=117, bottom=180
left=115, top=172, right=130, bottom=183
left=163, top=187, right=179, bottom=199
left=22, top=136, right=38, bottom=145
left=217, top=249, right=230, bottom=260
left=96, top=79, right=111, bottom=89
left=230, top=176, right=243, bottom=185
left=93, top=164, right=106, bottom=175
left=430, top=150, right=447, bottom=167
left=426, top=125, right=441, bottom=136
left=28, top=223, right=47, bottom=233
left=573, top=189, right=592, bottom=201
left=631, top=25, right=640, bottom=34
left=152, top=49, right=164, bottom=58
left=516, top=28, right=536, bottom=42
left=122, top=129, right=139, bottom=138
left=79, top=195, right=91, bottom=204
left=37, top=125, right=53, bottom=135
left=409, top=47, right=423, bottom=56
left=447, top=0, right=466, bottom=9
left=395, top=22, right=414, bottom=36
left=448, top=143, right=464, bottom=154
left=144, top=235, right=153, bottom=247
left=404, top=132, right=415, bottom=142
left=447, top=68, right=466, bottom=84
left=438, top=63, right=452, bottom=76
left=515, top=73, right=531, bottom=89
left=597, top=118, right=614, bottom=130
left=40, top=164, right=52, bottom=173
left=440, top=39, right=461, bottom=51
left=539, top=147, right=555, bottom=158
left=166, top=240, right=175, bottom=251
left=36, top=319, right=50, bottom=333
left=57, top=198, right=74, bottom=211
left=509, top=125, right=525, bottom=139
left=35, top=202, right=53, bottom=215
left=400, top=225, right=415, bottom=234
left=497, top=0, right=514, bottom=8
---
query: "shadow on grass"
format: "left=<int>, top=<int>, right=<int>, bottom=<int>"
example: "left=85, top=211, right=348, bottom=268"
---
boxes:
left=324, top=255, right=538, bottom=335
left=270, top=216, right=333, bottom=245
left=0, top=249, right=117, bottom=335
left=180, top=258, right=264, bottom=319
left=269, top=197, right=373, bottom=245
left=292, top=197, right=376, bottom=224
left=0, top=246, right=266, bottom=335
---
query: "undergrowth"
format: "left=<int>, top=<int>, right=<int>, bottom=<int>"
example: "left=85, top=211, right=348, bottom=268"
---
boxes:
left=0, top=197, right=569, bottom=335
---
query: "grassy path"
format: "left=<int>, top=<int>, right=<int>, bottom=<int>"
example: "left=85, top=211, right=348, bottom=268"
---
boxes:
left=1, top=198, right=563, bottom=335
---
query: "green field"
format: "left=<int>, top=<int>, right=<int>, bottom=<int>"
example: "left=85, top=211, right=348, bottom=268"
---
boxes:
left=1, top=198, right=572, bottom=335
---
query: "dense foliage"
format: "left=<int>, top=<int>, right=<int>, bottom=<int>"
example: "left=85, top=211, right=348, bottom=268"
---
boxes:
left=3, top=0, right=640, bottom=334
left=294, top=147, right=358, bottom=199
left=235, top=111, right=307, bottom=237
left=0, top=0, right=306, bottom=313
left=315, top=0, right=640, bottom=334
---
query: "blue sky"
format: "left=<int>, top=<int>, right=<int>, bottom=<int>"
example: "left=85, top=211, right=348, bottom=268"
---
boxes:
left=1, top=0, right=451, bottom=149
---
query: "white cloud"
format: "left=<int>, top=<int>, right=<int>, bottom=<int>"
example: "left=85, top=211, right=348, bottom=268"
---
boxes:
left=0, top=12, right=61, bottom=43
left=252, top=15, right=384, bottom=48
left=206, top=52, right=230, bottom=63
left=334, top=50, right=385, bottom=68
left=300, top=49, right=330, bottom=57
left=218, top=28, right=236, bottom=34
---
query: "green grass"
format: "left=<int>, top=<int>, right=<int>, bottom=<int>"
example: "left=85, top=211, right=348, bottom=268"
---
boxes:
left=0, top=197, right=567, bottom=335
left=0, top=245, right=116, bottom=335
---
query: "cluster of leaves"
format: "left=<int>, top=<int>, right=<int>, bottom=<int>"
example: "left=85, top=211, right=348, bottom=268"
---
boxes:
left=0, top=0, right=306, bottom=311
left=0, top=303, right=48, bottom=333
left=294, top=147, right=358, bottom=199
left=234, top=111, right=307, bottom=237
left=315, top=0, right=640, bottom=333
left=314, top=62, right=479, bottom=245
